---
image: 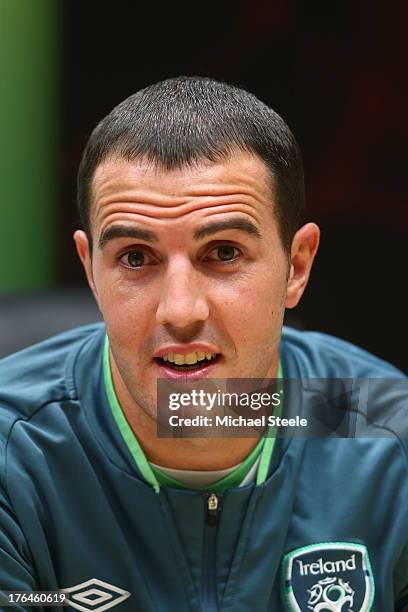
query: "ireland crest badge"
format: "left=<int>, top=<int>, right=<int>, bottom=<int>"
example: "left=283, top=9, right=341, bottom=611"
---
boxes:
left=282, top=542, right=374, bottom=611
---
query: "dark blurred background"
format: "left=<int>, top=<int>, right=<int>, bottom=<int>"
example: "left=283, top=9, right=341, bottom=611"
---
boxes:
left=1, top=0, right=407, bottom=369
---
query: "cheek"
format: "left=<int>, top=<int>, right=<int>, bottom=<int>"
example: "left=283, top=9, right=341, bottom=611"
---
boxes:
left=212, top=268, right=287, bottom=351
left=215, top=265, right=287, bottom=314
left=96, top=279, right=155, bottom=349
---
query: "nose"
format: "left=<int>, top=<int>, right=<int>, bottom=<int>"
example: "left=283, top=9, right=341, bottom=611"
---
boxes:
left=156, top=257, right=210, bottom=329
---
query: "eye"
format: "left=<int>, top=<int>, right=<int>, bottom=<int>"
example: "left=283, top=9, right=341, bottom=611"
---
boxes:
left=119, top=249, right=153, bottom=269
left=207, top=245, right=241, bottom=263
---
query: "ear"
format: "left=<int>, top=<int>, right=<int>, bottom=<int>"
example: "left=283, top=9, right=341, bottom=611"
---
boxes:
left=73, top=230, right=99, bottom=304
left=285, top=222, right=320, bottom=309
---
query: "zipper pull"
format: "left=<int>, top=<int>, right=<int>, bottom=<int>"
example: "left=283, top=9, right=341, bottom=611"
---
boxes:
left=206, top=493, right=219, bottom=526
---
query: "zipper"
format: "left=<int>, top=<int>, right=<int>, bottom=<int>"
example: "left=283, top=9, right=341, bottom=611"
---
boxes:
left=206, top=492, right=219, bottom=526
left=201, top=492, right=221, bottom=611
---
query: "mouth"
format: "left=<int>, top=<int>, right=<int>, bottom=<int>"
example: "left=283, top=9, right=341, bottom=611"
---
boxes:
left=155, top=351, right=221, bottom=374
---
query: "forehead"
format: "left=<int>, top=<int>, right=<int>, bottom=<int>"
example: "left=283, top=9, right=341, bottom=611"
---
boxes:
left=89, top=151, right=276, bottom=234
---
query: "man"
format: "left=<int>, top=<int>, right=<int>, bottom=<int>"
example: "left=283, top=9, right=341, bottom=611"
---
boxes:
left=0, top=76, right=407, bottom=611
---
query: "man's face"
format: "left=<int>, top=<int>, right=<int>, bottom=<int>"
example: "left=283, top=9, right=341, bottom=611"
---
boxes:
left=75, top=151, right=317, bottom=419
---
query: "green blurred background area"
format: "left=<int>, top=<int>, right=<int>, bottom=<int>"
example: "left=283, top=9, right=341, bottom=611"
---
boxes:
left=0, top=0, right=59, bottom=291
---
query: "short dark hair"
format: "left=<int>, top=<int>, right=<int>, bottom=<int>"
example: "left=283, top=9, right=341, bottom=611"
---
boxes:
left=77, top=76, right=305, bottom=252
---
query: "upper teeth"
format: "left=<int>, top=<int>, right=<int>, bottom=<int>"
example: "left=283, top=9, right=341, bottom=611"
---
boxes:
left=161, top=351, right=217, bottom=365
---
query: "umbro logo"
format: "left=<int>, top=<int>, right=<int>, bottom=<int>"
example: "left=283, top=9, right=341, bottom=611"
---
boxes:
left=60, top=579, right=130, bottom=611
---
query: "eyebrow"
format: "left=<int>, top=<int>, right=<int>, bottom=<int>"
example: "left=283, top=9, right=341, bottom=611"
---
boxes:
left=193, top=218, right=261, bottom=240
left=98, top=217, right=261, bottom=250
left=98, top=226, right=158, bottom=250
